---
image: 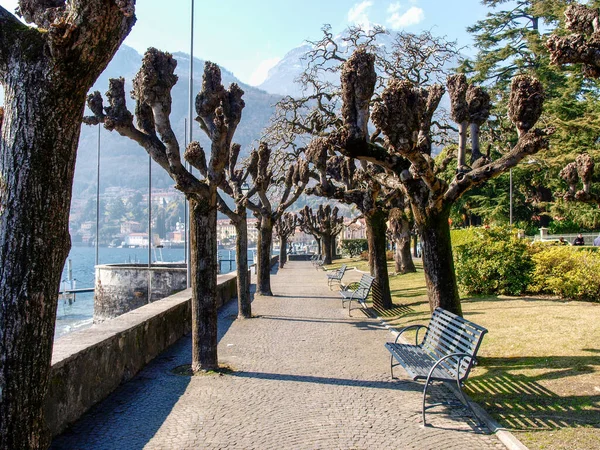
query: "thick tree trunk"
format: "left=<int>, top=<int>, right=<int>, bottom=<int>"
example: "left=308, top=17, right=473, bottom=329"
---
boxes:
left=322, top=234, right=333, bottom=265
left=365, top=211, right=393, bottom=310
left=417, top=208, right=462, bottom=316
left=331, top=234, right=338, bottom=260
left=235, top=215, right=251, bottom=319
left=189, top=197, right=219, bottom=371
left=399, top=238, right=416, bottom=273
left=0, top=7, right=134, bottom=447
left=279, top=237, right=287, bottom=269
left=0, top=76, right=80, bottom=450
left=257, top=217, right=274, bottom=296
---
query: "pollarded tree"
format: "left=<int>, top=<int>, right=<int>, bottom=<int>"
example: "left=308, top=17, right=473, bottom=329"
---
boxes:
left=84, top=48, right=245, bottom=372
left=547, top=4, right=600, bottom=207
left=303, top=147, right=395, bottom=310
left=245, top=143, right=309, bottom=295
left=0, top=2, right=135, bottom=448
left=211, top=143, right=255, bottom=319
left=387, top=206, right=416, bottom=275
left=297, top=205, right=344, bottom=265
left=274, top=212, right=297, bottom=268
left=329, top=49, right=548, bottom=316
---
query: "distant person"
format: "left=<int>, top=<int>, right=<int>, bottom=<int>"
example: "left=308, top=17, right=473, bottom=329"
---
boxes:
left=573, top=233, right=585, bottom=246
left=558, top=237, right=568, bottom=245
left=594, top=235, right=600, bottom=247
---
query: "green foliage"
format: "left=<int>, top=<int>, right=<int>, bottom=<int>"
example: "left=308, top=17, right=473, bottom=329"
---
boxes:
left=450, top=228, right=480, bottom=247
left=454, top=226, right=534, bottom=296
left=529, top=246, right=600, bottom=302
left=341, top=239, right=368, bottom=257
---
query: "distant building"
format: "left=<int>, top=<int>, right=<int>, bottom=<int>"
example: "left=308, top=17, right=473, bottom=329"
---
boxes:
left=125, top=233, right=148, bottom=247
left=341, top=218, right=367, bottom=240
left=121, top=221, right=142, bottom=235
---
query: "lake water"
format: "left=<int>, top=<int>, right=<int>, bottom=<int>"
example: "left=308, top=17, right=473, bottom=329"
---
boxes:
left=55, top=246, right=252, bottom=338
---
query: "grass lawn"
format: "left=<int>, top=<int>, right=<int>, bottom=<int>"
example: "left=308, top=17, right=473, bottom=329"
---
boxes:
left=326, top=257, right=600, bottom=450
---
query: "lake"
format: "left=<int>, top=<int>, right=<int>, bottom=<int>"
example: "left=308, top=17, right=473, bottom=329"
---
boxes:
left=55, top=246, right=253, bottom=338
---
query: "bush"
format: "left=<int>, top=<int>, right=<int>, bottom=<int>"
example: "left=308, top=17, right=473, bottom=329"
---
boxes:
left=341, top=239, right=368, bottom=257
left=450, top=227, right=481, bottom=248
left=454, top=226, right=534, bottom=296
left=529, top=246, right=600, bottom=302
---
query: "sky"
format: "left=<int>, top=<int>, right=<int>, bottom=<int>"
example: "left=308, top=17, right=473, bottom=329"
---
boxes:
left=0, top=0, right=491, bottom=86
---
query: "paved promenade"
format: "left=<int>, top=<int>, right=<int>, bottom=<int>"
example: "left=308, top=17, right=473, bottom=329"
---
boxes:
left=51, top=261, right=504, bottom=449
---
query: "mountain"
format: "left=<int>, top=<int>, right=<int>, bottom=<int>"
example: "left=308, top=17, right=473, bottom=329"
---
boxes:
left=73, top=45, right=281, bottom=199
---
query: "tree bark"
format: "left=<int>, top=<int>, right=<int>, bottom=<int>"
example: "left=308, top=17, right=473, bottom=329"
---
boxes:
left=189, top=197, right=218, bottom=371
left=0, top=5, right=135, bottom=447
left=257, top=217, right=274, bottom=296
left=279, top=237, right=287, bottom=269
left=417, top=208, right=462, bottom=316
left=365, top=211, right=393, bottom=310
left=322, top=234, right=333, bottom=265
left=398, top=238, right=416, bottom=273
left=234, top=214, right=251, bottom=319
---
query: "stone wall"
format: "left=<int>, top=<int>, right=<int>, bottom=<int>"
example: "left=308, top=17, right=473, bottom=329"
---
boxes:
left=45, top=272, right=240, bottom=437
left=94, top=263, right=187, bottom=322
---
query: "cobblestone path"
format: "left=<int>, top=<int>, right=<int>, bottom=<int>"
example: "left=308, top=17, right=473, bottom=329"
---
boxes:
left=51, top=261, right=505, bottom=450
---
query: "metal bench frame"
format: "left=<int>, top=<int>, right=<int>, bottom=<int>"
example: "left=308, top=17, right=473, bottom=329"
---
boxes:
left=326, top=264, right=347, bottom=289
left=339, top=274, right=374, bottom=316
left=385, top=308, right=487, bottom=426
left=312, top=254, right=324, bottom=269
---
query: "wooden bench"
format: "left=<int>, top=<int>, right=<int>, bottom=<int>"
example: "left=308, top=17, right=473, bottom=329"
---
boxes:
left=326, top=264, right=347, bottom=289
left=385, top=308, right=487, bottom=426
left=339, top=274, right=374, bottom=316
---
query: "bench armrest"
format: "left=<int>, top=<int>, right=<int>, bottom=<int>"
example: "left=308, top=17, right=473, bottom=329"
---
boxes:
left=395, top=324, right=428, bottom=345
left=427, top=352, right=474, bottom=383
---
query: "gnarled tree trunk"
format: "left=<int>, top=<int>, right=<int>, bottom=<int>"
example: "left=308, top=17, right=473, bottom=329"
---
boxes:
left=417, top=207, right=462, bottom=316
left=279, top=237, right=287, bottom=268
left=234, top=214, right=251, bottom=319
left=257, top=217, right=274, bottom=296
left=365, top=210, right=393, bottom=310
left=322, top=234, right=333, bottom=265
left=190, top=197, right=219, bottom=371
left=0, top=4, right=135, bottom=447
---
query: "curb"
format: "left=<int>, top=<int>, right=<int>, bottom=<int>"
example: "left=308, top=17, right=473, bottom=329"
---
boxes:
left=360, top=307, right=530, bottom=450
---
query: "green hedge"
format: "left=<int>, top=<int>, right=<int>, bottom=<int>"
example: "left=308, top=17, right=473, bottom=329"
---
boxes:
left=454, top=226, right=533, bottom=296
left=529, top=246, right=600, bottom=302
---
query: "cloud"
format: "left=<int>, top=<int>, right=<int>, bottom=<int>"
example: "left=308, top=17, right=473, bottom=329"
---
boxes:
left=348, top=1, right=373, bottom=29
left=387, top=5, right=424, bottom=29
left=248, top=57, right=282, bottom=86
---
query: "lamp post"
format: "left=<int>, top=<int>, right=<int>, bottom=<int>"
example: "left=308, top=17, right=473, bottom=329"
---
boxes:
left=509, top=168, right=513, bottom=226
left=186, top=0, right=195, bottom=288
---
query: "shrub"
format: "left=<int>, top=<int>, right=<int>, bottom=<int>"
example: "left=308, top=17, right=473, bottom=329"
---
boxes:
left=359, top=250, right=369, bottom=260
left=341, top=239, right=368, bottom=257
left=529, top=246, right=600, bottom=302
left=386, top=250, right=394, bottom=260
left=454, top=226, right=534, bottom=296
left=450, top=227, right=481, bottom=248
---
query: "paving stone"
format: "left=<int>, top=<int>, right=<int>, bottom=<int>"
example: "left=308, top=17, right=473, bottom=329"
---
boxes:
left=51, top=261, right=505, bottom=450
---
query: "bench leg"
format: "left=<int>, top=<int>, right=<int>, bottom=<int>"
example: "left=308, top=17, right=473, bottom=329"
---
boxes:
left=390, top=354, right=395, bottom=379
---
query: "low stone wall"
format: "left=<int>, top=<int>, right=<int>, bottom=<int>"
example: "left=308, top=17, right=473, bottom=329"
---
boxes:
left=45, top=272, right=239, bottom=437
left=94, top=263, right=187, bottom=322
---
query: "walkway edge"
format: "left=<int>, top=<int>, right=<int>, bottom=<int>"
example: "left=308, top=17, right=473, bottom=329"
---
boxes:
left=366, top=309, right=530, bottom=450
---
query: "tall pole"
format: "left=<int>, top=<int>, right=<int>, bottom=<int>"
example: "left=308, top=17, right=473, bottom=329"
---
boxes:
left=95, top=126, right=100, bottom=267
left=148, top=153, right=152, bottom=301
left=184, top=118, right=188, bottom=284
left=187, top=0, right=195, bottom=288
left=509, top=168, right=513, bottom=226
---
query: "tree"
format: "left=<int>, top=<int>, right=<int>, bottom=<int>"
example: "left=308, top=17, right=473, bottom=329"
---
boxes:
left=328, top=49, right=547, bottom=316
left=274, top=212, right=297, bottom=268
left=388, top=207, right=416, bottom=274
left=547, top=3, right=600, bottom=206
left=267, top=28, right=460, bottom=312
left=461, top=0, right=600, bottom=229
left=297, top=205, right=344, bottom=265
left=0, top=3, right=135, bottom=447
left=214, top=143, right=256, bottom=319
left=84, top=49, right=245, bottom=373
left=244, top=143, right=309, bottom=296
